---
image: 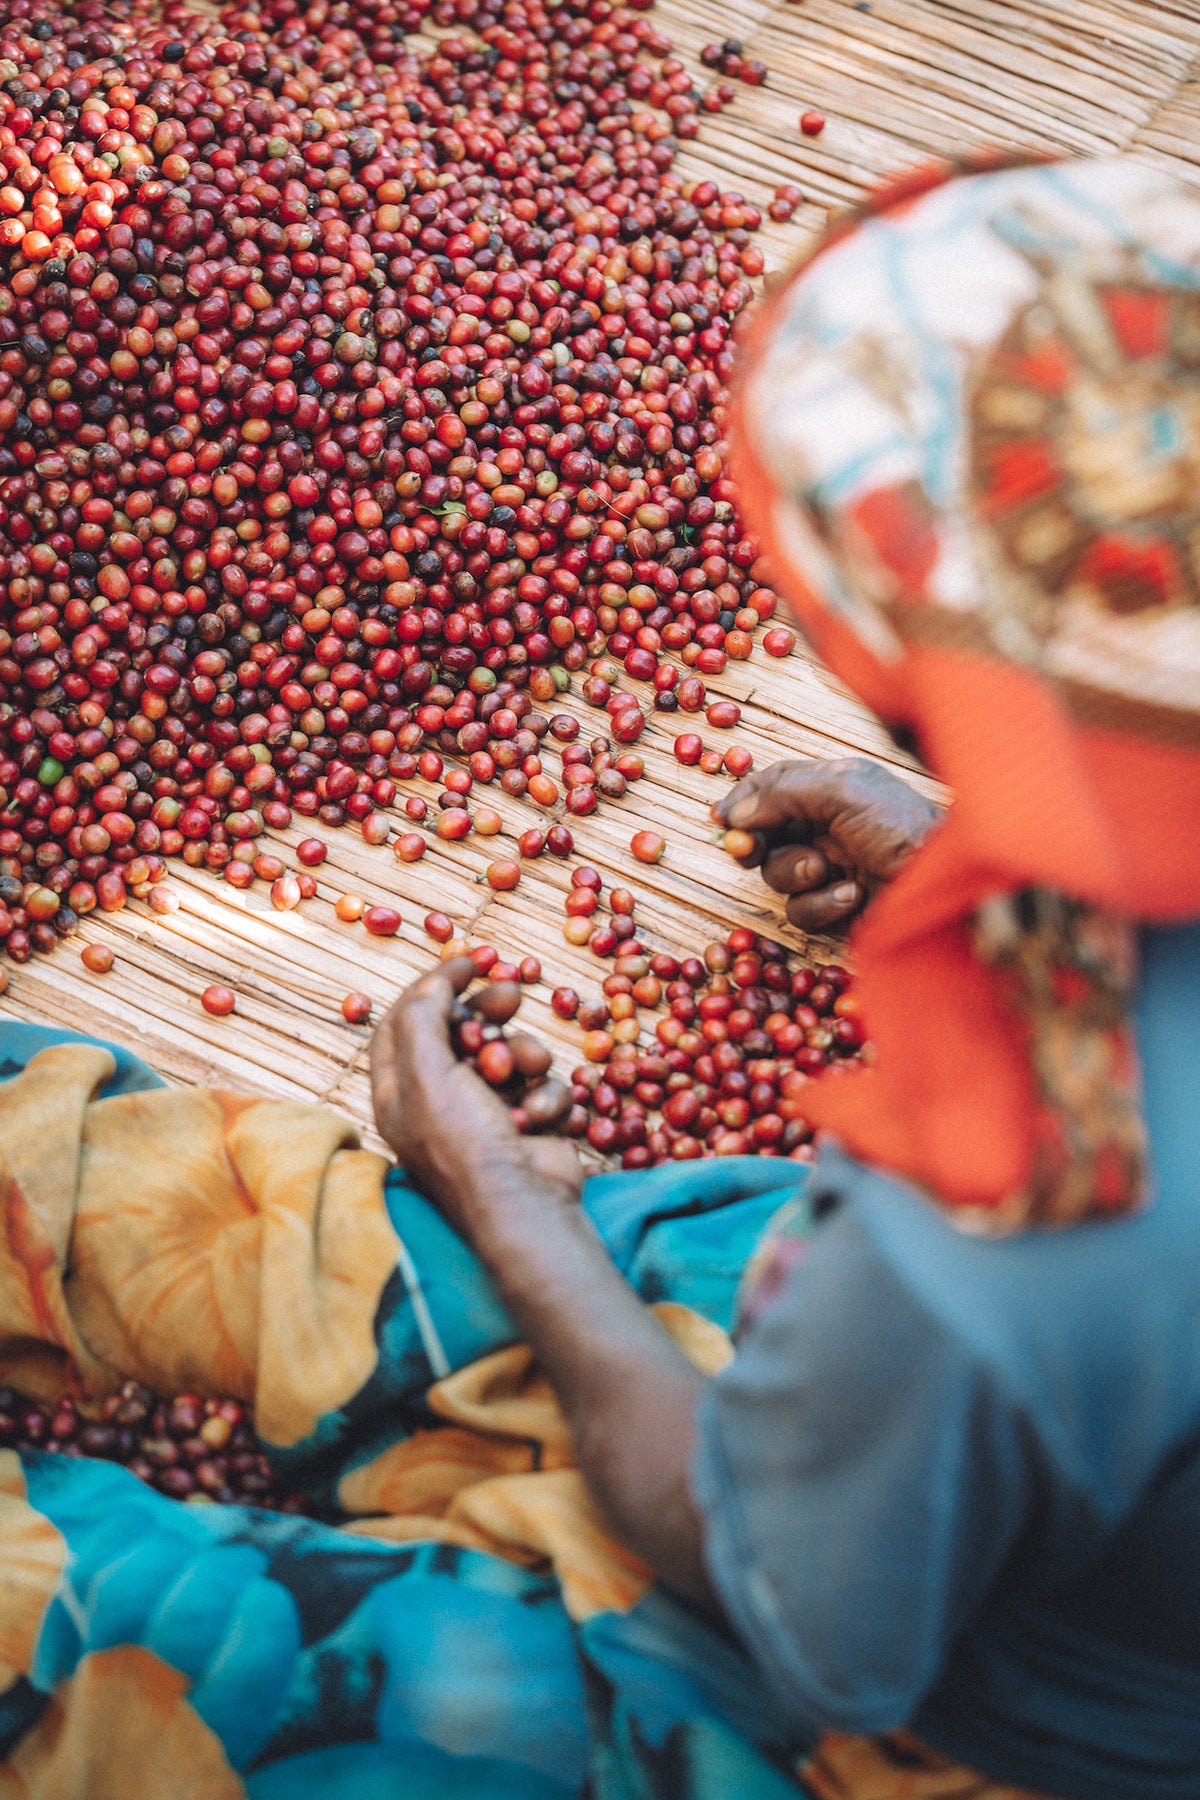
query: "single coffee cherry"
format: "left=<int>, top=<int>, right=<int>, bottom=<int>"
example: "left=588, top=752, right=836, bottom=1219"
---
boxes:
left=476, top=1039, right=516, bottom=1086
left=630, top=831, right=666, bottom=864
left=270, top=874, right=302, bottom=911
left=485, top=860, right=522, bottom=891
left=363, top=907, right=401, bottom=937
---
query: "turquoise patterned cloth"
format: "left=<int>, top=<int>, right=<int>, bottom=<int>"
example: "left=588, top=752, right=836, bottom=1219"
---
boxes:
left=0, top=1024, right=812, bottom=1798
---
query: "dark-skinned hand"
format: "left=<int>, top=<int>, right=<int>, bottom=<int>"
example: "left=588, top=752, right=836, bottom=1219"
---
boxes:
left=371, top=957, right=582, bottom=1246
left=714, top=755, right=944, bottom=932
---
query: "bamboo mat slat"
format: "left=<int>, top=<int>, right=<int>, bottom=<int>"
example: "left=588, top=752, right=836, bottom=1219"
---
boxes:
left=5, top=0, right=1200, bottom=1146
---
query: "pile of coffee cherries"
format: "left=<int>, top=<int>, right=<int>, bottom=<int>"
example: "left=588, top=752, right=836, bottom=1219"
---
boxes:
left=551, top=874, right=866, bottom=1165
left=0, top=0, right=789, bottom=965
left=0, top=1379, right=307, bottom=1510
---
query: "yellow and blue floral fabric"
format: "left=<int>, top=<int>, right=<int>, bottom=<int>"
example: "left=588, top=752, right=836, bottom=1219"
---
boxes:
left=0, top=1021, right=808, bottom=1799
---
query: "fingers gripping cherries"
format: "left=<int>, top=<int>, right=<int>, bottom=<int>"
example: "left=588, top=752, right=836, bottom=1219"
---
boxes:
left=448, top=977, right=574, bottom=1136
left=370, top=959, right=584, bottom=1241
left=716, top=757, right=944, bottom=934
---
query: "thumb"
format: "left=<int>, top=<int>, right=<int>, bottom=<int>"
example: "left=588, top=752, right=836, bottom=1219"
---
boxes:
left=374, top=956, right=475, bottom=1092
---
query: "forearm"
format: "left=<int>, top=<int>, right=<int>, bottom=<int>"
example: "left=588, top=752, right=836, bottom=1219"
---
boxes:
left=473, top=1195, right=718, bottom=1610
left=370, top=959, right=720, bottom=1609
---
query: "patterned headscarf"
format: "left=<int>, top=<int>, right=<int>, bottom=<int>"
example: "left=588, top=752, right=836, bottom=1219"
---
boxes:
left=732, top=158, right=1200, bottom=1231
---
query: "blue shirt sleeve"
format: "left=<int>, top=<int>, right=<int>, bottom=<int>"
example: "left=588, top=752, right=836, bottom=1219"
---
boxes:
left=690, top=1175, right=1044, bottom=1737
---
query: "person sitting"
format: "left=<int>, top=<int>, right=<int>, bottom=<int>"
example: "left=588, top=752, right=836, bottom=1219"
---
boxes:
left=0, top=154, right=1196, bottom=1799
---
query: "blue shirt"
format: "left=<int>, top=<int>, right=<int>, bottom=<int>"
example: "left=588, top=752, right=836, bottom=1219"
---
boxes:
left=693, top=921, right=1200, bottom=1800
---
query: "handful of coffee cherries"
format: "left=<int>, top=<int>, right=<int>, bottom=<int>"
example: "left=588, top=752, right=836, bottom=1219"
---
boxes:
left=449, top=981, right=573, bottom=1136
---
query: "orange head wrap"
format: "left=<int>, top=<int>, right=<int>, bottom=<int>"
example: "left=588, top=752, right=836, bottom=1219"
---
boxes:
left=732, top=157, right=1200, bottom=1232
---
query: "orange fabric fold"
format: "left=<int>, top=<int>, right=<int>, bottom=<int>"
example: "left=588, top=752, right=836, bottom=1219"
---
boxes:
left=0, top=1645, right=242, bottom=1800
left=340, top=1300, right=733, bottom=1620
left=793, top=657, right=1200, bottom=1213
left=0, top=1042, right=401, bottom=1442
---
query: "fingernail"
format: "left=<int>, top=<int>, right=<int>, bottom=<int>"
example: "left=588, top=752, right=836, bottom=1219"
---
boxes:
left=832, top=882, right=858, bottom=906
left=727, top=797, right=753, bottom=826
